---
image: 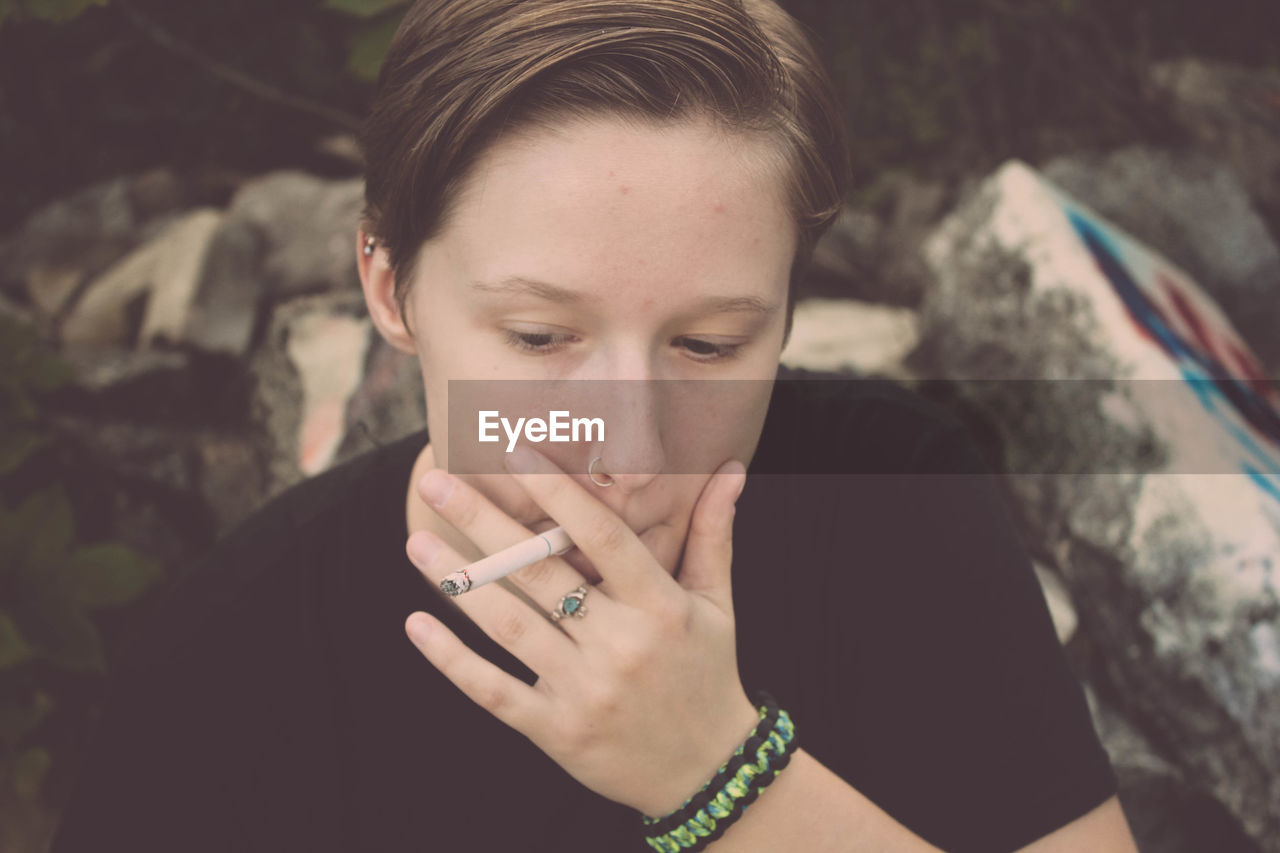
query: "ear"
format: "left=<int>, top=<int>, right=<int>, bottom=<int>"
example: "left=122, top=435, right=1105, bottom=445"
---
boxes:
left=357, top=228, right=417, bottom=355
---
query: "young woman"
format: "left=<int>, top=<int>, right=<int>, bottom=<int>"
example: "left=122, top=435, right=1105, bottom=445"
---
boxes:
left=52, top=2, right=1138, bottom=851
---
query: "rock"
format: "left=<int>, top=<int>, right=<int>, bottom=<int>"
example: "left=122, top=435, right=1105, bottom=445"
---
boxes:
left=1148, top=59, right=1280, bottom=218
left=55, top=347, right=250, bottom=428
left=177, top=217, right=266, bottom=356
left=59, top=347, right=190, bottom=394
left=285, top=304, right=372, bottom=476
left=58, top=234, right=168, bottom=346
left=24, top=264, right=81, bottom=320
left=1031, top=561, right=1078, bottom=645
left=1042, top=147, right=1280, bottom=373
left=137, top=210, right=225, bottom=347
left=0, top=171, right=189, bottom=313
left=1086, top=687, right=1263, bottom=853
left=193, top=431, right=271, bottom=537
left=918, top=159, right=1280, bottom=849
left=223, top=172, right=364, bottom=298
left=806, top=173, right=952, bottom=306
left=779, top=298, right=919, bottom=380
left=0, top=177, right=137, bottom=291
left=250, top=292, right=371, bottom=495
left=59, top=209, right=225, bottom=348
left=333, top=337, right=427, bottom=468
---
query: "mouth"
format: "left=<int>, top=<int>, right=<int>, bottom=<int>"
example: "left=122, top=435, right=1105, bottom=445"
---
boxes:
left=528, top=517, right=642, bottom=585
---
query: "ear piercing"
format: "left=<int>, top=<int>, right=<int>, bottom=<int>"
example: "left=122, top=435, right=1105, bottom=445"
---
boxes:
left=363, top=235, right=376, bottom=257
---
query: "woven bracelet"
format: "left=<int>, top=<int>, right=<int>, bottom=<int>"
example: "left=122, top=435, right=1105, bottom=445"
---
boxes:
left=642, top=692, right=798, bottom=853
left=642, top=692, right=780, bottom=837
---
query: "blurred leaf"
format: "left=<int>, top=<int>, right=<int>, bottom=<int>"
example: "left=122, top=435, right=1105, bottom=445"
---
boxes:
left=347, top=13, right=403, bottom=81
left=22, top=350, right=72, bottom=393
left=0, top=504, right=18, bottom=574
left=22, top=0, right=110, bottom=24
left=0, top=429, right=52, bottom=476
left=14, top=486, right=74, bottom=571
left=11, top=746, right=51, bottom=803
left=324, top=0, right=406, bottom=19
left=12, top=586, right=106, bottom=673
left=61, top=543, right=163, bottom=610
left=0, top=688, right=55, bottom=744
left=0, top=314, right=70, bottom=397
left=0, top=612, right=33, bottom=670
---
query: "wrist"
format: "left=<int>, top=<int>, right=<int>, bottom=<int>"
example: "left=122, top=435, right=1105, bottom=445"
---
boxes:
left=639, top=691, right=800, bottom=852
left=639, top=692, right=764, bottom=819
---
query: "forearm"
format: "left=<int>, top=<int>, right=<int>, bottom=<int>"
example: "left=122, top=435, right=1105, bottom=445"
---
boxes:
left=705, top=749, right=943, bottom=853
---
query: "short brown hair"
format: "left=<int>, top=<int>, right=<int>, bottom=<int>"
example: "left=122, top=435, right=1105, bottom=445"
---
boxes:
left=359, top=0, right=850, bottom=344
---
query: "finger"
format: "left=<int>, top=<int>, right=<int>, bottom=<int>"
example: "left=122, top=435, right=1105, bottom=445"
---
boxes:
left=406, top=530, right=579, bottom=673
left=405, top=613, right=547, bottom=734
left=503, top=445, right=666, bottom=606
left=674, top=459, right=746, bottom=605
left=416, top=469, right=612, bottom=622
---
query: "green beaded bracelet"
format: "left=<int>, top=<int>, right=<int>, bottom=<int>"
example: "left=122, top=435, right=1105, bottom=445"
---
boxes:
left=641, top=692, right=798, bottom=853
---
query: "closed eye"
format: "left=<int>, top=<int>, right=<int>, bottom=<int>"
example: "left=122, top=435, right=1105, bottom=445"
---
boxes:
left=502, top=330, right=744, bottom=362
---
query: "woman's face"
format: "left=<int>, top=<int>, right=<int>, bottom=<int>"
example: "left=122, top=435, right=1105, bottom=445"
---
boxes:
left=367, top=115, right=797, bottom=581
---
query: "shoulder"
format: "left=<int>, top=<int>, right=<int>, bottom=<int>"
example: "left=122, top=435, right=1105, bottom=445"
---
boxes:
left=115, top=429, right=428, bottom=675
left=760, top=366, right=977, bottom=475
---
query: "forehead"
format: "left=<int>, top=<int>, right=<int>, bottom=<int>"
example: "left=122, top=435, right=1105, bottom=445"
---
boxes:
left=428, top=116, right=796, bottom=305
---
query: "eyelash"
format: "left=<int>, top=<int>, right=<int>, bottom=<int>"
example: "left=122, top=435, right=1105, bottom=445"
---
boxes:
left=502, top=330, right=744, bottom=362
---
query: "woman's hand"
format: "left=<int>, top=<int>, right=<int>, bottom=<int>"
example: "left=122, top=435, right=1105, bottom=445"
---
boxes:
left=403, top=445, right=758, bottom=818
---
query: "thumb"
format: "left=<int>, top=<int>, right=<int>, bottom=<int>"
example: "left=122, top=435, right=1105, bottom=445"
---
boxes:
left=676, top=459, right=747, bottom=601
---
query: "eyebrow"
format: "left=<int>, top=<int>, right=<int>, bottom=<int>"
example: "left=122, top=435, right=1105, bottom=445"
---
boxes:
left=468, top=276, right=779, bottom=316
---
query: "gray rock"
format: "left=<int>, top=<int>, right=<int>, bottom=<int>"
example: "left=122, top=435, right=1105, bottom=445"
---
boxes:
left=223, top=172, right=364, bottom=298
left=1087, top=687, right=1262, bottom=852
left=1043, top=147, right=1280, bottom=374
left=779, top=298, right=919, bottom=381
left=1148, top=59, right=1280, bottom=219
left=194, top=431, right=271, bottom=537
left=334, top=336, right=427, bottom=468
left=179, top=217, right=266, bottom=356
left=920, top=160, right=1280, bottom=849
left=59, top=347, right=190, bottom=393
left=137, top=210, right=225, bottom=348
left=806, top=174, right=952, bottom=307
left=0, top=171, right=189, bottom=315
left=249, top=291, right=370, bottom=498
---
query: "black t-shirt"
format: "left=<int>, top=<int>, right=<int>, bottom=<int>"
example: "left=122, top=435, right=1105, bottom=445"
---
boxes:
left=51, top=367, right=1117, bottom=853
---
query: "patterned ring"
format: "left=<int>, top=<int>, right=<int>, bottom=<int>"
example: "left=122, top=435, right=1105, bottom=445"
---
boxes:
left=552, top=585, right=590, bottom=621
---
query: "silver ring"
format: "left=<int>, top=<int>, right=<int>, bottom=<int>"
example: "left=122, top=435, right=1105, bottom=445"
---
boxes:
left=363, top=236, right=375, bottom=256
left=588, top=456, right=614, bottom=487
left=551, top=585, right=590, bottom=621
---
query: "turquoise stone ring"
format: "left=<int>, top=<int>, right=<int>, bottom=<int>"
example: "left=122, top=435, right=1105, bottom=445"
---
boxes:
left=552, top=585, right=590, bottom=621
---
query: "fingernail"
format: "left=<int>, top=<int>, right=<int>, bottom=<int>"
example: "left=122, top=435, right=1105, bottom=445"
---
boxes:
left=506, top=444, right=541, bottom=474
left=724, top=460, right=747, bottom=499
left=419, top=470, right=454, bottom=508
left=406, top=615, right=432, bottom=643
left=407, top=532, right=442, bottom=565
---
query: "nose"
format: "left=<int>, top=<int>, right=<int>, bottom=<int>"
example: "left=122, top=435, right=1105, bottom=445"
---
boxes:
left=585, top=351, right=666, bottom=494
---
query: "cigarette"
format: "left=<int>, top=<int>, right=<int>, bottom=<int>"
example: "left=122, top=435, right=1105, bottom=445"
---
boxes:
left=439, top=526, right=575, bottom=596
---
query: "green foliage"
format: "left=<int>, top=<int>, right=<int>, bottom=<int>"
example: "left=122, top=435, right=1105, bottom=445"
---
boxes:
left=0, top=0, right=109, bottom=26
left=322, top=0, right=405, bottom=20
left=0, top=315, right=164, bottom=804
left=346, top=11, right=405, bottom=81
left=10, top=745, right=51, bottom=802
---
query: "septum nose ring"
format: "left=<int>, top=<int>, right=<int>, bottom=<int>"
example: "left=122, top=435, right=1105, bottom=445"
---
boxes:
left=588, top=456, right=614, bottom=487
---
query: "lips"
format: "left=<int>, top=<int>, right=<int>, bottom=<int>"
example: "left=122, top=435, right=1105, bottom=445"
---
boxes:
left=528, top=517, right=610, bottom=584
